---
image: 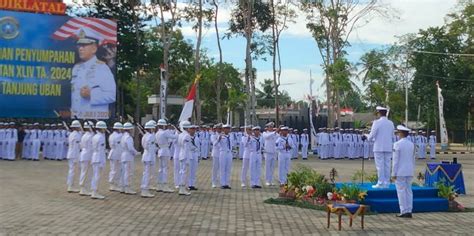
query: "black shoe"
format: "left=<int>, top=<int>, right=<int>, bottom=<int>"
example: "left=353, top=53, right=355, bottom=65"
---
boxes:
left=33, top=159, right=39, bottom=161
left=255, top=185, right=262, bottom=189
left=251, top=185, right=257, bottom=189
left=396, top=213, right=412, bottom=218
left=221, top=186, right=227, bottom=189
left=188, top=186, right=198, bottom=191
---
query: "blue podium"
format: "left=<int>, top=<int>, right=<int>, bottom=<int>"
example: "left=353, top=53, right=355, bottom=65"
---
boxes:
left=425, top=163, right=466, bottom=194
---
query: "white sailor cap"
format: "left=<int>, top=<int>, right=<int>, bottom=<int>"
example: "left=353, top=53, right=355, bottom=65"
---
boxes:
left=222, top=124, right=231, bottom=128
left=112, top=122, right=123, bottom=129
left=280, top=126, right=289, bottom=130
left=265, top=122, right=275, bottom=127
left=252, top=126, right=261, bottom=130
left=396, top=125, right=410, bottom=132
left=376, top=106, right=388, bottom=111
left=303, top=128, right=308, bottom=131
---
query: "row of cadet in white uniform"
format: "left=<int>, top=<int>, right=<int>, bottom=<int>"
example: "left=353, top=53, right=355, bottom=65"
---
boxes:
left=0, top=122, right=70, bottom=161
left=314, top=128, right=437, bottom=160
left=64, top=119, right=304, bottom=199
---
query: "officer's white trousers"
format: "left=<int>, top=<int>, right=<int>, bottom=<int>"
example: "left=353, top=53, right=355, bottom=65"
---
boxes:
left=121, top=160, right=134, bottom=188
left=158, top=156, right=170, bottom=184
left=67, top=159, right=78, bottom=187
left=6, top=140, right=16, bottom=160
left=374, top=152, right=391, bottom=186
left=211, top=154, right=220, bottom=186
left=301, top=145, right=308, bottom=159
left=430, top=144, right=436, bottom=159
left=91, top=163, right=103, bottom=191
left=56, top=142, right=64, bottom=160
left=264, top=153, right=276, bottom=184
left=79, top=160, right=92, bottom=188
left=30, top=141, right=40, bottom=160
left=219, top=152, right=233, bottom=186
left=178, top=159, right=187, bottom=186
left=173, top=154, right=180, bottom=187
left=250, top=155, right=262, bottom=186
left=200, top=143, right=209, bottom=158
left=108, top=159, right=121, bottom=186
left=22, top=141, right=29, bottom=158
left=238, top=145, right=244, bottom=159
left=241, top=158, right=249, bottom=185
left=418, top=144, right=426, bottom=158
left=395, top=176, right=413, bottom=214
left=278, top=153, right=291, bottom=184
left=188, top=157, right=198, bottom=187
left=141, top=161, right=153, bottom=190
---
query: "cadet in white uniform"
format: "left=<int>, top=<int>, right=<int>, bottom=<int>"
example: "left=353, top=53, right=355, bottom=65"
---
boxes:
left=140, top=121, right=157, bottom=198
left=364, top=106, right=395, bottom=189
left=249, top=126, right=263, bottom=188
left=155, top=119, right=177, bottom=193
left=22, top=124, right=30, bottom=160
left=177, top=121, right=194, bottom=196
left=90, top=121, right=107, bottom=200
left=417, top=131, right=427, bottom=159
left=429, top=130, right=437, bottom=159
left=79, top=121, right=94, bottom=196
left=71, top=29, right=116, bottom=119
left=211, top=124, right=222, bottom=188
left=263, top=122, right=279, bottom=186
left=172, top=124, right=181, bottom=189
left=30, top=123, right=41, bottom=161
left=121, top=122, right=140, bottom=195
left=276, top=127, right=294, bottom=185
left=218, top=124, right=233, bottom=189
left=200, top=126, right=210, bottom=160
left=241, top=126, right=252, bottom=188
left=5, top=123, right=17, bottom=161
left=188, top=125, right=200, bottom=191
left=300, top=129, right=309, bottom=160
left=108, top=122, right=123, bottom=192
left=392, top=125, right=415, bottom=218
left=0, top=123, right=5, bottom=159
left=66, top=120, right=82, bottom=193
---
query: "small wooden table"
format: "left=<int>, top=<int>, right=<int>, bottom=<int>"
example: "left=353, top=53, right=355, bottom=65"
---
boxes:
left=326, top=203, right=367, bottom=231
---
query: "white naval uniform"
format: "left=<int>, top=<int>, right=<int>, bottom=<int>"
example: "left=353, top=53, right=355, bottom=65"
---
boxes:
left=318, top=132, right=329, bottom=159
left=141, top=132, right=157, bottom=191
left=71, top=56, right=116, bottom=119
left=333, top=132, right=342, bottom=159
left=392, top=137, right=415, bottom=214
left=276, top=135, right=294, bottom=185
left=29, top=129, right=41, bottom=160
left=91, top=132, right=106, bottom=192
left=249, top=135, right=264, bottom=186
left=177, top=131, right=193, bottom=186
left=262, top=131, right=278, bottom=185
left=199, top=131, right=210, bottom=159
left=417, top=135, right=427, bottom=159
left=22, top=130, right=30, bottom=159
left=429, top=135, right=436, bottom=159
left=300, top=133, right=309, bottom=159
left=172, top=132, right=181, bottom=188
left=210, top=131, right=221, bottom=186
left=54, top=130, right=64, bottom=160
left=218, top=134, right=233, bottom=187
left=366, top=116, right=395, bottom=187
left=237, top=132, right=244, bottom=159
left=188, top=135, right=200, bottom=187
left=107, top=131, right=123, bottom=187
left=241, top=134, right=252, bottom=186
left=156, top=129, right=177, bottom=186
left=66, top=130, right=82, bottom=188
left=0, top=128, right=5, bottom=158
left=5, top=128, right=17, bottom=160
left=121, top=132, right=139, bottom=189
left=79, top=131, right=94, bottom=190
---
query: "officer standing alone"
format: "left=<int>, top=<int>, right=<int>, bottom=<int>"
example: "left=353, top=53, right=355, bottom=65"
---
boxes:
left=392, top=125, right=415, bottom=218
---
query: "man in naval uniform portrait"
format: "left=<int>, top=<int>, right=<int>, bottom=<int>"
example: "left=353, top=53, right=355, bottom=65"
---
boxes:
left=71, top=29, right=116, bottom=119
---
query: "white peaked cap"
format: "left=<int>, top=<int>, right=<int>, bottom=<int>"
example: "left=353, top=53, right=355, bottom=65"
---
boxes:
left=96, top=121, right=107, bottom=129
left=376, top=106, right=388, bottom=111
left=70, top=120, right=81, bottom=128
left=396, top=125, right=410, bottom=132
left=123, top=122, right=134, bottom=130
left=113, top=122, right=123, bottom=129
left=157, top=119, right=167, bottom=126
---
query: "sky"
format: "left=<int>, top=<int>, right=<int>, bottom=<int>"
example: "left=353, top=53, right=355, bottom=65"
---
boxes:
left=65, top=0, right=459, bottom=101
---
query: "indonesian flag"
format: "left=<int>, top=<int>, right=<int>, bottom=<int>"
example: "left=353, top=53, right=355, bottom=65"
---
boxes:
left=178, top=75, right=201, bottom=122
left=52, top=17, right=117, bottom=45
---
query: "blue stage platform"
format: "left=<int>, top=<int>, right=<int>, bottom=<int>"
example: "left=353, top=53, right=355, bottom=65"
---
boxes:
left=336, top=183, right=449, bottom=213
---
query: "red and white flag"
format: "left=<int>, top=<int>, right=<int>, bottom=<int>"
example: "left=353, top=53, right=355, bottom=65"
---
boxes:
left=178, top=75, right=200, bottom=122
left=52, top=17, right=117, bottom=45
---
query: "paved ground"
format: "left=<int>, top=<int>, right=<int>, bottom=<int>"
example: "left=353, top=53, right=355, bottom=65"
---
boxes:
left=0, top=154, right=473, bottom=235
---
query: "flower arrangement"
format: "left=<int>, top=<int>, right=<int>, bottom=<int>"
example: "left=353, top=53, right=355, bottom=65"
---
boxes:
left=436, top=178, right=457, bottom=201
left=337, top=184, right=367, bottom=202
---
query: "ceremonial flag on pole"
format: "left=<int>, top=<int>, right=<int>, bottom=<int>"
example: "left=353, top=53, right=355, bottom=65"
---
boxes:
left=436, top=81, right=449, bottom=148
left=179, top=75, right=200, bottom=122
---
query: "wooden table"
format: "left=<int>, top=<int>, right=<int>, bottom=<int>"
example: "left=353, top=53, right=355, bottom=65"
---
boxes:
left=326, top=203, right=367, bottom=231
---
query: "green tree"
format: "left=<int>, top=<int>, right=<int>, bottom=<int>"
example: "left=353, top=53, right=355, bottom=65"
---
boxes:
left=256, top=79, right=292, bottom=108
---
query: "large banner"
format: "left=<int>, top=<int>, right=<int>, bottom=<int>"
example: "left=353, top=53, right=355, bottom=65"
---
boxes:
left=436, top=81, right=449, bottom=148
left=0, top=10, right=117, bottom=119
